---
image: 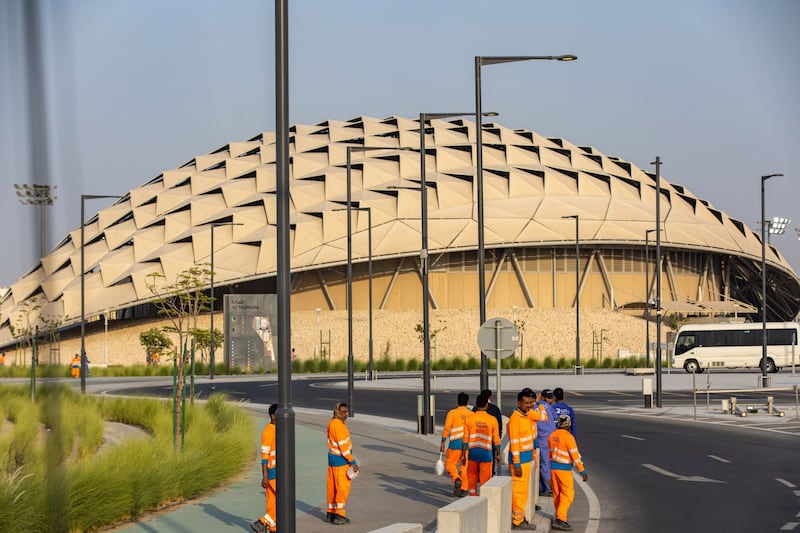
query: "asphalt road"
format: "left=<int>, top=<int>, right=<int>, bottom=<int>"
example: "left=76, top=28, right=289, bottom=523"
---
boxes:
left=118, top=375, right=800, bottom=533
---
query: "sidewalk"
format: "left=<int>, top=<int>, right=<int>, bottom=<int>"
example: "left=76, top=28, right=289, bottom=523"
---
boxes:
left=107, top=370, right=800, bottom=532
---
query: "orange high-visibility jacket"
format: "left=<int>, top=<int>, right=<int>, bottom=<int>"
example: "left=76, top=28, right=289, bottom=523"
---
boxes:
left=548, top=428, right=586, bottom=474
left=464, top=410, right=500, bottom=463
left=441, top=405, right=471, bottom=451
left=527, top=404, right=545, bottom=442
left=327, top=418, right=356, bottom=467
left=507, top=408, right=535, bottom=465
left=261, top=422, right=277, bottom=480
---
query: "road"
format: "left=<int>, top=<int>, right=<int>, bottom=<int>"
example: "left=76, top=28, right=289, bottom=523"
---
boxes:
left=115, top=373, right=800, bottom=533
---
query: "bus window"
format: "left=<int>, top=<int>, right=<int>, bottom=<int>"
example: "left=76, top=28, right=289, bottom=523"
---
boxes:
left=675, top=334, right=696, bottom=355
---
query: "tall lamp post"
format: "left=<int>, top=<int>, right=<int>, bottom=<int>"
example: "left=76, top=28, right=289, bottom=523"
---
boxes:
left=651, top=157, right=663, bottom=407
left=15, top=183, right=57, bottom=259
left=475, top=54, right=577, bottom=390
left=644, top=229, right=657, bottom=368
left=761, top=173, right=784, bottom=388
left=209, top=222, right=243, bottom=379
left=562, top=215, right=582, bottom=374
left=346, top=146, right=415, bottom=414
left=333, top=207, right=374, bottom=381
left=418, top=112, right=487, bottom=433
left=80, top=194, right=121, bottom=394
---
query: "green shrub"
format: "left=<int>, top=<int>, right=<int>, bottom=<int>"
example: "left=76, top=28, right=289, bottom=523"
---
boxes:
left=466, top=356, right=480, bottom=370
left=405, top=358, right=420, bottom=371
left=542, top=356, right=555, bottom=369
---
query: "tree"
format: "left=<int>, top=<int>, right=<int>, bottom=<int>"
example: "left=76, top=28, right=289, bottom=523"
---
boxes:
left=9, top=296, right=43, bottom=365
left=146, top=264, right=212, bottom=450
left=188, top=327, right=223, bottom=364
left=139, top=327, right=174, bottom=365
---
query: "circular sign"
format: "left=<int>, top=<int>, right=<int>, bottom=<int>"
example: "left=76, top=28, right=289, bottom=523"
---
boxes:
left=477, top=317, right=519, bottom=359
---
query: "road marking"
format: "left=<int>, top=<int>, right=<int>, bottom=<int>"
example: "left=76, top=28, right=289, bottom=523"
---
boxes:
left=621, top=434, right=644, bottom=441
left=608, top=391, right=634, bottom=397
left=708, top=455, right=730, bottom=463
left=776, top=478, right=796, bottom=488
left=780, top=522, right=798, bottom=531
left=574, top=470, right=600, bottom=533
left=794, top=490, right=800, bottom=497
left=642, top=463, right=725, bottom=483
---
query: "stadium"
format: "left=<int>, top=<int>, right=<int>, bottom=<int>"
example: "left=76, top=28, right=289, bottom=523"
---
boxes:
left=1, top=115, right=798, bottom=364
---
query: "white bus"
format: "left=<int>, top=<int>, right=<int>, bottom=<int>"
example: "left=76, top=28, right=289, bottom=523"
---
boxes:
left=672, top=322, right=799, bottom=373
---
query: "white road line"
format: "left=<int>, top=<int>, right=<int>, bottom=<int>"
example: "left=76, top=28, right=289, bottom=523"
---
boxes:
left=780, top=522, right=798, bottom=531
left=776, top=478, right=796, bottom=488
left=794, top=490, right=800, bottom=497
left=708, top=455, right=730, bottom=463
left=607, top=391, right=634, bottom=397
left=574, top=470, right=600, bottom=533
left=621, top=434, right=644, bottom=441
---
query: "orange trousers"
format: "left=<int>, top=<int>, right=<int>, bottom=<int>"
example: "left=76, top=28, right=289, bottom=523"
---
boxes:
left=550, top=469, right=575, bottom=522
left=445, top=448, right=467, bottom=489
left=467, top=460, right=493, bottom=495
left=261, top=478, right=277, bottom=532
left=327, top=465, right=351, bottom=517
left=511, top=461, right=532, bottom=526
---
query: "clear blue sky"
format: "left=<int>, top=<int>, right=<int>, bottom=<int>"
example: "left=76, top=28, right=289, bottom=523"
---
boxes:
left=1, top=0, right=798, bottom=288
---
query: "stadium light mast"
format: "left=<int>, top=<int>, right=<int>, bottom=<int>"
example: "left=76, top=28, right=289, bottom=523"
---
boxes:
left=14, top=183, right=56, bottom=259
left=760, top=173, right=784, bottom=389
left=475, top=54, right=577, bottom=390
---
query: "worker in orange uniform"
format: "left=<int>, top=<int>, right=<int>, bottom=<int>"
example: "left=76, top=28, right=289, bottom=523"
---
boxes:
left=548, top=415, right=588, bottom=531
left=70, top=353, right=81, bottom=378
left=251, top=404, right=278, bottom=533
left=461, top=392, right=499, bottom=496
left=507, top=388, right=542, bottom=530
left=440, top=392, right=471, bottom=497
left=327, top=402, right=359, bottom=525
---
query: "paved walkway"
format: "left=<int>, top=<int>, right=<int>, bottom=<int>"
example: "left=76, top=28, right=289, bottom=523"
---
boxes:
left=104, top=370, right=800, bottom=532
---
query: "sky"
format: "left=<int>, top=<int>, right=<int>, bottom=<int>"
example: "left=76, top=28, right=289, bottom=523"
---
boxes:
left=1, top=0, right=799, bottom=288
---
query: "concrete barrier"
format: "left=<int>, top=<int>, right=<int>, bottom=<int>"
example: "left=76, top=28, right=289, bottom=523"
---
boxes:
left=481, top=476, right=512, bottom=533
left=437, top=495, right=488, bottom=533
left=367, top=523, right=423, bottom=533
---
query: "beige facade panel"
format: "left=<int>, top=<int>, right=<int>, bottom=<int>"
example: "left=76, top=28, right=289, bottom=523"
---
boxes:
left=1, top=115, right=799, bottom=344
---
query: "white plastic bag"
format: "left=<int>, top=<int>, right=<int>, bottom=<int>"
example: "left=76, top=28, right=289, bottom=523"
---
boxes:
left=346, top=465, right=359, bottom=480
left=435, top=452, right=445, bottom=476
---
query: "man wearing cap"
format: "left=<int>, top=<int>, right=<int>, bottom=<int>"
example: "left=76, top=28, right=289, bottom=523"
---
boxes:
left=548, top=414, right=588, bottom=531
left=553, top=387, right=576, bottom=437
left=536, top=389, right=557, bottom=496
left=441, top=392, right=470, bottom=496
left=327, top=402, right=359, bottom=525
left=507, top=388, right=539, bottom=530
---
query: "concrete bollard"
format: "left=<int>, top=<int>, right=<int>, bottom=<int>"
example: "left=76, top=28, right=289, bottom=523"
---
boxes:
left=482, top=476, right=512, bottom=533
left=437, top=495, right=488, bottom=533
left=642, top=377, right=653, bottom=408
left=367, top=523, right=423, bottom=533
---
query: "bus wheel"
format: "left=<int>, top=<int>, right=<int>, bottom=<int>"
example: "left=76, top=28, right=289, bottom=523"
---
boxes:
left=765, top=358, right=777, bottom=373
left=684, top=359, right=702, bottom=374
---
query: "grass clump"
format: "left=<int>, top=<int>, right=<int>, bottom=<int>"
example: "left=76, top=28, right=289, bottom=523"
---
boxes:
left=0, top=384, right=253, bottom=532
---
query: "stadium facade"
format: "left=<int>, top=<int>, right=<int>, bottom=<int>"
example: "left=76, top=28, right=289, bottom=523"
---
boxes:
left=2, top=115, right=799, bottom=347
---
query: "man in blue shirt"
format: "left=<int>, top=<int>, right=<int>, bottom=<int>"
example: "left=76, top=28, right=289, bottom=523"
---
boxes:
left=536, top=389, right=558, bottom=496
left=553, top=387, right=576, bottom=437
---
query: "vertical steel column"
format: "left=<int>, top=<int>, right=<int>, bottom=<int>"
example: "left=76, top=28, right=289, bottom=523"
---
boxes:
left=274, top=1, right=296, bottom=530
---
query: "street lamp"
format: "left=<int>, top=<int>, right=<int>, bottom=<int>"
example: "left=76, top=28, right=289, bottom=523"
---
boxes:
left=651, top=157, right=663, bottom=407
left=475, top=54, right=577, bottom=390
left=761, top=173, right=784, bottom=388
left=209, top=221, right=243, bottom=379
left=14, top=183, right=57, bottom=259
left=645, top=229, right=657, bottom=368
left=562, top=215, right=582, bottom=374
left=80, top=194, right=121, bottom=394
left=346, top=145, right=416, bottom=414
left=333, top=207, right=374, bottom=382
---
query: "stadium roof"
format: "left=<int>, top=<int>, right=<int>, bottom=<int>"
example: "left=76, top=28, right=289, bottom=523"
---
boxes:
left=1, top=115, right=797, bottom=339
